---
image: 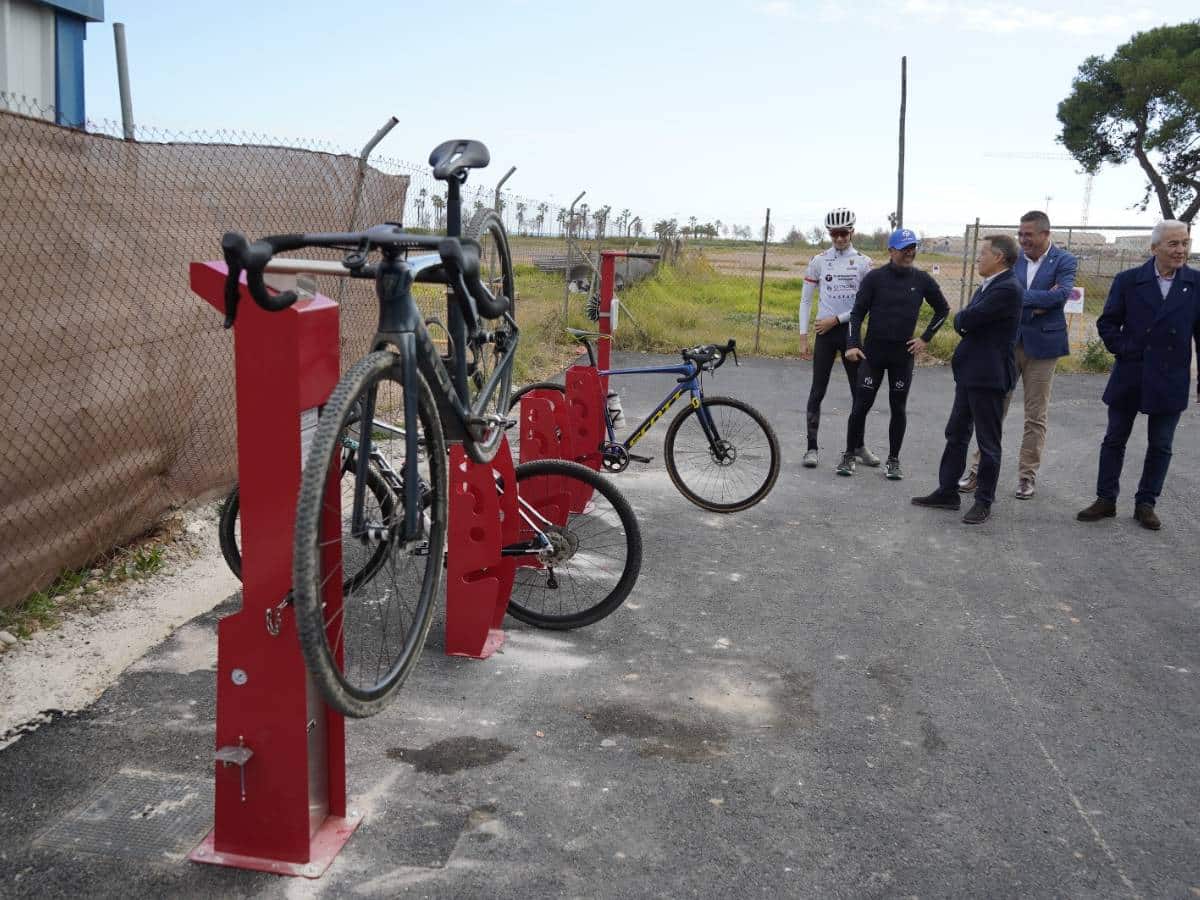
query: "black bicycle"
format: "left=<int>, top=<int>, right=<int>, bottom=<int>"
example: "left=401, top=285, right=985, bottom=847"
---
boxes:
left=222, top=139, right=518, bottom=718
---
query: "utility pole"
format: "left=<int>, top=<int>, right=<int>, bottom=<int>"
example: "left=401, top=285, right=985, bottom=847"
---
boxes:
left=113, top=23, right=135, bottom=140
left=754, top=208, right=770, bottom=353
left=897, top=56, right=906, bottom=229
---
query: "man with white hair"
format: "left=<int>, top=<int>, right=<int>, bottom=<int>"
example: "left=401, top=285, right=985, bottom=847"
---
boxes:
left=1077, top=220, right=1197, bottom=531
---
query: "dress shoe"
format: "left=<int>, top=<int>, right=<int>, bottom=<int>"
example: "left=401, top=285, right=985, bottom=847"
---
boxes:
left=957, top=470, right=977, bottom=493
left=1076, top=498, right=1116, bottom=521
left=911, top=490, right=961, bottom=510
left=1015, top=478, right=1035, bottom=500
left=1134, top=504, right=1161, bottom=531
left=962, top=502, right=991, bottom=525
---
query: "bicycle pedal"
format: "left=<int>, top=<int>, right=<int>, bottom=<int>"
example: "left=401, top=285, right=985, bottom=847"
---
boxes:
left=627, top=453, right=653, bottom=464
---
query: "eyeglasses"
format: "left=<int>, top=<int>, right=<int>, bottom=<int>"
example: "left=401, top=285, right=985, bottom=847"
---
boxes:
left=829, top=229, right=851, bottom=238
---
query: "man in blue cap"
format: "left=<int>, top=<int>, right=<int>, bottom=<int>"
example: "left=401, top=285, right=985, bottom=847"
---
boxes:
left=841, top=228, right=950, bottom=480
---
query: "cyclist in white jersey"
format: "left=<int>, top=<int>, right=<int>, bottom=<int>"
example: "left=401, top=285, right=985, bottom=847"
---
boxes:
left=799, top=208, right=879, bottom=468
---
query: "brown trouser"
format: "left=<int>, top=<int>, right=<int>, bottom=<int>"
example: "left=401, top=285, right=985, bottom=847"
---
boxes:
left=970, top=343, right=1057, bottom=482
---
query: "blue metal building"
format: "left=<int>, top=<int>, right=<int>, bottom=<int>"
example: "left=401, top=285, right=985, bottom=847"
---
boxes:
left=0, top=0, right=105, bottom=127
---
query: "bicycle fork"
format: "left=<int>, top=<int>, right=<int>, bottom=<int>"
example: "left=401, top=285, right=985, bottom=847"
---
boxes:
left=349, top=334, right=424, bottom=546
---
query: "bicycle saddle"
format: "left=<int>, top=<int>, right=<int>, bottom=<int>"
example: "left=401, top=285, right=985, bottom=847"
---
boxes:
left=428, top=139, right=490, bottom=181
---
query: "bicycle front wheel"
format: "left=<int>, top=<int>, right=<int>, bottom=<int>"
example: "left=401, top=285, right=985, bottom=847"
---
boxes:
left=505, top=459, right=641, bottom=630
left=663, top=395, right=780, bottom=513
left=293, top=351, right=447, bottom=718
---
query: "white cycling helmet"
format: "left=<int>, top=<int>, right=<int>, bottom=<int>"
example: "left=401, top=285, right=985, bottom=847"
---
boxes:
left=824, top=208, right=856, bottom=230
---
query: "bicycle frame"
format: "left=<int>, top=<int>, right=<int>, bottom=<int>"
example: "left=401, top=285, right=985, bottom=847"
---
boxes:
left=353, top=249, right=518, bottom=543
left=598, top=360, right=718, bottom=452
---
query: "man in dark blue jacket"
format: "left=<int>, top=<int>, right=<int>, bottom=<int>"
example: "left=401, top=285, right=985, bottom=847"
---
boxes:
left=912, top=235, right=1023, bottom=524
left=1077, top=221, right=1198, bottom=531
left=959, top=211, right=1078, bottom=499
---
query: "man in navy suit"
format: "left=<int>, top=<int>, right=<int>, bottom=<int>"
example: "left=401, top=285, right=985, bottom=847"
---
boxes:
left=912, top=235, right=1023, bottom=524
left=959, top=211, right=1078, bottom=499
left=1077, top=220, right=1198, bottom=531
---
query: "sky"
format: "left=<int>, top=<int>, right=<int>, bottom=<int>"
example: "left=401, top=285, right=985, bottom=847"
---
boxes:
left=80, top=0, right=1198, bottom=240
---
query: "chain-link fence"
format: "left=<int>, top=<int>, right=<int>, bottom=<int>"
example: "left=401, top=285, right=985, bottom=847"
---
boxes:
left=0, top=95, right=665, bottom=608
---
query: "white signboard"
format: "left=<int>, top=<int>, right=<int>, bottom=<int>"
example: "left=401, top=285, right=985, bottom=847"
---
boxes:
left=1065, top=286, right=1085, bottom=315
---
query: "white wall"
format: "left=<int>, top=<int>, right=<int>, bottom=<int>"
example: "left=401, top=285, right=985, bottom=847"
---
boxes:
left=0, top=0, right=56, bottom=120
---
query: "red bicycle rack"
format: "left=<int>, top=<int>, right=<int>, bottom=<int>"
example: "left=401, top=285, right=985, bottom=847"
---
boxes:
left=188, top=262, right=358, bottom=878
left=444, top=439, right=517, bottom=659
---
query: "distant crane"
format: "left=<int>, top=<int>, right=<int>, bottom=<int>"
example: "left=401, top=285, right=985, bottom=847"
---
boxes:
left=983, top=152, right=1095, bottom=226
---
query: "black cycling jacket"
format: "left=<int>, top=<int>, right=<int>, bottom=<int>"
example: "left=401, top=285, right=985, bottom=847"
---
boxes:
left=848, top=262, right=950, bottom=349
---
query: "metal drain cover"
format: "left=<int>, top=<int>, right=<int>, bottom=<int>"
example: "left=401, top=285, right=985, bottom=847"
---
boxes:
left=37, top=769, right=211, bottom=862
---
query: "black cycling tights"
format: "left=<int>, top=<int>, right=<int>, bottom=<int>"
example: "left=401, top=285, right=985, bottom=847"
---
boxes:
left=845, top=343, right=915, bottom=458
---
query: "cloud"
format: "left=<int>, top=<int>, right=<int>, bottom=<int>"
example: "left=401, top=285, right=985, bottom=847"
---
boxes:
left=892, top=1, right=1154, bottom=35
left=756, top=1, right=797, bottom=17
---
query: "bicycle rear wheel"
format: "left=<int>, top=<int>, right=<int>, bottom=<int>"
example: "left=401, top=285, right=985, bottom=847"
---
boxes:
left=293, top=350, right=447, bottom=718
left=663, top=395, right=780, bottom=513
left=463, top=207, right=517, bottom=461
left=505, top=459, right=641, bottom=630
left=218, top=465, right=394, bottom=590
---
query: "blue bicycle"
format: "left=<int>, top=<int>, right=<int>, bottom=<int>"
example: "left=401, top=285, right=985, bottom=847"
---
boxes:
left=511, top=331, right=780, bottom=512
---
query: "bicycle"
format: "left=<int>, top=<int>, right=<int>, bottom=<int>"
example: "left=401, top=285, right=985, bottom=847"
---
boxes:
left=219, top=435, right=643, bottom=633
left=511, top=331, right=780, bottom=513
left=221, top=138, right=518, bottom=717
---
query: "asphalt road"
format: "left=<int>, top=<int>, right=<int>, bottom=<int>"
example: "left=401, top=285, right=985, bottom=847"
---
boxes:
left=1, top=352, right=1198, bottom=899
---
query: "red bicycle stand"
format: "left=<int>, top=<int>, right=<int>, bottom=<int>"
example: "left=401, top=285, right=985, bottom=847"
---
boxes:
left=188, top=262, right=360, bottom=878
left=519, top=389, right=571, bottom=465
left=564, top=365, right=604, bottom=473
left=444, top=437, right=517, bottom=659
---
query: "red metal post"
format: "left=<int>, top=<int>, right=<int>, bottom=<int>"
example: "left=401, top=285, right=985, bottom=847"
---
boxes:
left=187, top=261, right=359, bottom=878
left=598, top=251, right=617, bottom=383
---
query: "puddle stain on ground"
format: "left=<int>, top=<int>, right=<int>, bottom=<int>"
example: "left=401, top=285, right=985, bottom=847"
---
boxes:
left=583, top=703, right=729, bottom=762
left=918, top=712, right=947, bottom=753
left=866, top=659, right=911, bottom=703
left=387, top=737, right=515, bottom=775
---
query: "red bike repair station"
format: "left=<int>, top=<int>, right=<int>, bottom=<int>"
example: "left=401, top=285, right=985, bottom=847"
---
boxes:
left=184, top=250, right=634, bottom=876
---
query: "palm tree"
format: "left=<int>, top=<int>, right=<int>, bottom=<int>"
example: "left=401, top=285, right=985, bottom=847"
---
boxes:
left=416, top=187, right=428, bottom=229
left=516, top=201, right=527, bottom=236
left=714, top=219, right=723, bottom=240
left=578, top=203, right=590, bottom=239
left=688, top=215, right=698, bottom=238
left=431, top=194, right=446, bottom=230
left=593, top=204, right=611, bottom=241
left=632, top=217, right=643, bottom=239
left=536, top=202, right=548, bottom=236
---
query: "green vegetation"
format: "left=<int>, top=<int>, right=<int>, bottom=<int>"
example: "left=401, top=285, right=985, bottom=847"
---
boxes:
left=0, top=523, right=175, bottom=641
left=596, top=255, right=804, bottom=358
left=1078, top=338, right=1116, bottom=373
left=1058, top=20, right=1200, bottom=222
left=514, top=251, right=1114, bottom=381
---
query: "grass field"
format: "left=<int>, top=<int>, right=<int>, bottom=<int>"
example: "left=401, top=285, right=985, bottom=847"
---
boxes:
left=513, top=250, right=1114, bottom=385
